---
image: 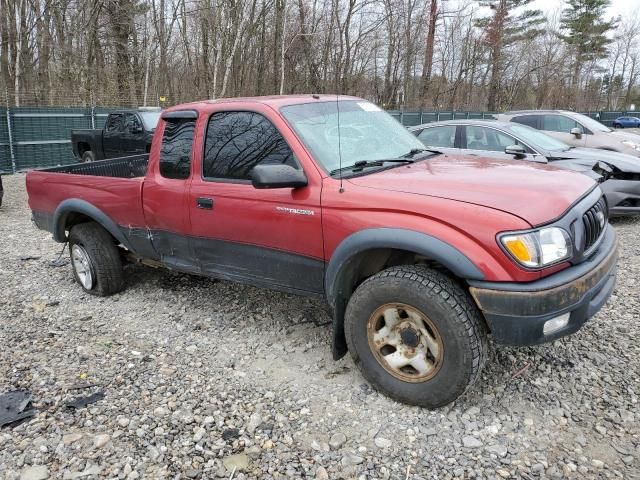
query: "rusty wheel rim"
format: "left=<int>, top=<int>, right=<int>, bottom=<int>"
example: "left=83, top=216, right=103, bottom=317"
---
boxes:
left=367, top=303, right=444, bottom=383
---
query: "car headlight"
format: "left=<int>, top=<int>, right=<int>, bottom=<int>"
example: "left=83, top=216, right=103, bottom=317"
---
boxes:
left=621, top=140, right=640, bottom=151
left=500, top=227, right=572, bottom=268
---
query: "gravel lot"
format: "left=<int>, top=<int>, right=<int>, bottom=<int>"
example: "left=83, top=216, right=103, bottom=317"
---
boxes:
left=0, top=173, right=638, bottom=480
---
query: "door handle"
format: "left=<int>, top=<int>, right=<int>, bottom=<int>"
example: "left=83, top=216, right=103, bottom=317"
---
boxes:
left=196, top=197, right=214, bottom=210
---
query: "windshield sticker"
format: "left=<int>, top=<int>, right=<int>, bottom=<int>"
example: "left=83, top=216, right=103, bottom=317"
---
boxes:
left=357, top=102, right=382, bottom=112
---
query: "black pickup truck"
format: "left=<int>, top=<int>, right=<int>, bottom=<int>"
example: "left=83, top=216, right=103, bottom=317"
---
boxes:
left=71, top=109, right=161, bottom=162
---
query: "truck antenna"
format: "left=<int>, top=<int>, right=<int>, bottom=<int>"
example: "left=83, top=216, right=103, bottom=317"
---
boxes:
left=336, top=94, right=344, bottom=193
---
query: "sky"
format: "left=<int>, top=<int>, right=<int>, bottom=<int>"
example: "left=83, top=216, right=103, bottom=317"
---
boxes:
left=530, top=0, right=629, bottom=19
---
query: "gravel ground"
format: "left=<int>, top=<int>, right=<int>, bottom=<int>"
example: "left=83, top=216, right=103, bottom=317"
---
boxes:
left=0, top=173, right=638, bottom=480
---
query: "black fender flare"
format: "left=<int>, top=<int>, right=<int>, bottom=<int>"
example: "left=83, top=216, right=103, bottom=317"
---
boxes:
left=53, top=199, right=133, bottom=250
left=325, top=228, right=485, bottom=359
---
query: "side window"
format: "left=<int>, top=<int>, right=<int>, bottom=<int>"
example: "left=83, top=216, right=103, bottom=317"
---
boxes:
left=106, top=114, right=123, bottom=132
left=542, top=115, right=578, bottom=133
left=416, top=126, right=456, bottom=148
left=465, top=126, right=528, bottom=153
left=124, top=114, right=141, bottom=132
left=159, top=118, right=195, bottom=180
left=203, top=111, right=297, bottom=181
left=511, top=115, right=538, bottom=128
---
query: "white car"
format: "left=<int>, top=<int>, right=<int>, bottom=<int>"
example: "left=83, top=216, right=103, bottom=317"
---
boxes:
left=497, top=110, right=640, bottom=157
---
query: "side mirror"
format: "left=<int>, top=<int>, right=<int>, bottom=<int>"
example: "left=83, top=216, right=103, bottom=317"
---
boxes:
left=505, top=144, right=526, bottom=159
left=570, top=127, right=583, bottom=138
left=250, top=164, right=307, bottom=189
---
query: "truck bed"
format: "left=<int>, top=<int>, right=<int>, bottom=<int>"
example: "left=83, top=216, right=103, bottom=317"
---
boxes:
left=26, top=154, right=148, bottom=235
left=41, top=154, right=148, bottom=178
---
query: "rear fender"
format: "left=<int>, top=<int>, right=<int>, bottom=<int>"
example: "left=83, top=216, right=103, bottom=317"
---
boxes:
left=325, top=228, right=485, bottom=359
left=53, top=199, right=133, bottom=250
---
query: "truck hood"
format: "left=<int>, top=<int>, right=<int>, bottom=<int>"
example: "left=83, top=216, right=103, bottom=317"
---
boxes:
left=347, top=155, right=596, bottom=226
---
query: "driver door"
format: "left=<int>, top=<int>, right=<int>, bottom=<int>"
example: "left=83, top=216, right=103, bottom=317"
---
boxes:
left=122, top=113, right=145, bottom=155
left=188, top=107, right=325, bottom=295
left=541, top=114, right=587, bottom=147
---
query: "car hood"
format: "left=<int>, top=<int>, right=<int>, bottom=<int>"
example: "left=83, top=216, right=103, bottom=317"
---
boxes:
left=347, top=154, right=596, bottom=226
left=548, top=147, right=640, bottom=172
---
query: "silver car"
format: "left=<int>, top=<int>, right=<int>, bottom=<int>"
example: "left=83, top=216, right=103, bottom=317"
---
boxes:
left=409, top=120, right=640, bottom=216
left=497, top=110, right=640, bottom=157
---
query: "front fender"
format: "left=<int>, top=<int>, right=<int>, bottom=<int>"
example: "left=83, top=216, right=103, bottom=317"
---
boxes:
left=325, top=227, right=485, bottom=359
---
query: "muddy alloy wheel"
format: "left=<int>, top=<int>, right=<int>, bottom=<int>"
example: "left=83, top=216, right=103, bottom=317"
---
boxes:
left=368, top=303, right=444, bottom=383
left=345, top=265, right=488, bottom=408
left=68, top=222, right=125, bottom=296
left=71, top=244, right=94, bottom=290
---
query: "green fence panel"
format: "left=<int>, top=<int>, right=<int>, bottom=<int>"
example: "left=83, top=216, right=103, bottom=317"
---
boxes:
left=0, top=107, right=11, bottom=173
left=13, top=143, right=76, bottom=170
left=0, top=146, right=11, bottom=173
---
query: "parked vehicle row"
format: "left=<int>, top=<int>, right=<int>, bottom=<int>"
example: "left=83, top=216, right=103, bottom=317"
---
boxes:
left=496, top=110, right=640, bottom=157
left=409, top=120, right=640, bottom=216
left=28, top=95, right=618, bottom=408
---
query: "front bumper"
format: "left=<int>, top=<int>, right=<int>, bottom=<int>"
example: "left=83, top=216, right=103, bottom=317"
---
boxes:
left=469, top=226, right=618, bottom=346
left=601, top=179, right=640, bottom=216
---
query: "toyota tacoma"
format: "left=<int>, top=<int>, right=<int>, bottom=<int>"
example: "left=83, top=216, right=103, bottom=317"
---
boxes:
left=26, top=95, right=618, bottom=408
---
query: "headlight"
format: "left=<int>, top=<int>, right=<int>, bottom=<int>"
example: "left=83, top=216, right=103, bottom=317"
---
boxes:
left=500, top=227, right=572, bottom=268
left=621, top=140, right=640, bottom=151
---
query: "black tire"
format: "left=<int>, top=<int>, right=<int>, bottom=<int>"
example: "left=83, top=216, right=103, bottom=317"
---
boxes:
left=345, top=265, right=487, bottom=408
left=68, top=222, right=124, bottom=296
left=81, top=150, right=96, bottom=162
left=613, top=123, right=621, bottom=129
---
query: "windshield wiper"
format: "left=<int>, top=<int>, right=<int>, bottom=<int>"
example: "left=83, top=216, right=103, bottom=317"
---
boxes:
left=330, top=158, right=415, bottom=175
left=401, top=147, right=442, bottom=158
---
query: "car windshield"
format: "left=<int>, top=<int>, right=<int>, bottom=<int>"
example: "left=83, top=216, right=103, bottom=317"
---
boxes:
left=571, top=112, right=611, bottom=133
left=139, top=111, right=161, bottom=130
left=508, top=124, right=570, bottom=152
left=280, top=100, right=427, bottom=174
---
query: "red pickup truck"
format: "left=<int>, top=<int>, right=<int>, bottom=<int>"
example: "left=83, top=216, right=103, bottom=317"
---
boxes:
left=27, top=95, right=618, bottom=408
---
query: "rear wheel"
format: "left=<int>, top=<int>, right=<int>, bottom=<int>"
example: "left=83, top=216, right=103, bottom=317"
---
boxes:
left=81, top=150, right=96, bottom=162
left=345, top=265, right=487, bottom=408
left=68, top=223, right=124, bottom=296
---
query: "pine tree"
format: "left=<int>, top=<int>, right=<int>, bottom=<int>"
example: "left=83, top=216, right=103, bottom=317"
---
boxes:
left=560, top=0, right=617, bottom=93
left=476, top=0, right=545, bottom=111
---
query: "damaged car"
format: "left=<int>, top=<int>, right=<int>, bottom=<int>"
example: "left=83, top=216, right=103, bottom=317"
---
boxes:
left=410, top=120, right=640, bottom=216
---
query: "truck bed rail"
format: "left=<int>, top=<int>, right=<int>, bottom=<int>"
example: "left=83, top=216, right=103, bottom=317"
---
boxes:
left=41, top=155, right=148, bottom=178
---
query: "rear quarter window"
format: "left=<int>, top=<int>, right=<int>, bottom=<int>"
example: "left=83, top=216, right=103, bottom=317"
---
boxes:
left=510, top=115, right=539, bottom=129
left=159, top=118, right=195, bottom=180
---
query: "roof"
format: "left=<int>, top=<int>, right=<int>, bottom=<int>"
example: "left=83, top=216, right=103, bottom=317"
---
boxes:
left=501, top=109, right=574, bottom=115
left=167, top=94, right=363, bottom=111
left=408, top=119, right=514, bottom=130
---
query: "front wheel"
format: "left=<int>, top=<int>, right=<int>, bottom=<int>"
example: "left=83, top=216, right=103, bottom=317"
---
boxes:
left=69, top=223, right=124, bottom=296
left=345, top=265, right=487, bottom=408
left=613, top=123, right=622, bottom=129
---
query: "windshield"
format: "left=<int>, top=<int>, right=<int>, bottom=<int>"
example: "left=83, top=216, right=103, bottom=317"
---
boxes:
left=572, top=112, right=611, bottom=133
left=280, top=100, right=426, bottom=174
left=139, top=111, right=161, bottom=130
left=508, top=124, right=570, bottom=152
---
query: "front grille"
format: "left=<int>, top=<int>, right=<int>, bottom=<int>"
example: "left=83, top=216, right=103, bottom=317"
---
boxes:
left=583, top=197, right=607, bottom=252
